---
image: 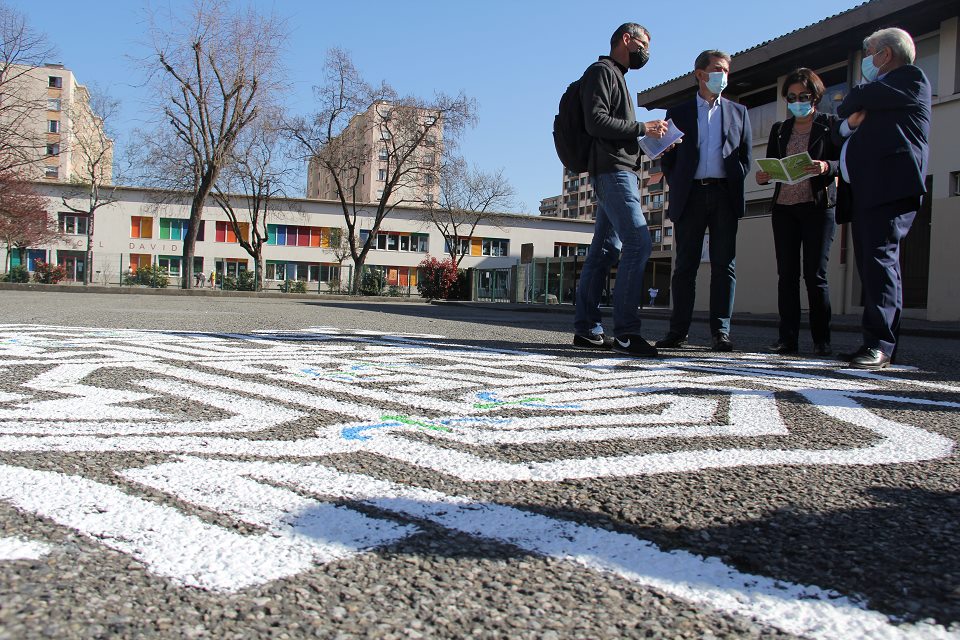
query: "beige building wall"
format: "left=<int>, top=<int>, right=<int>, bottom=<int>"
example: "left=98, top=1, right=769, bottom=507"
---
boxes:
left=4, top=64, right=112, bottom=184
left=307, top=101, right=441, bottom=206
left=6, top=183, right=595, bottom=287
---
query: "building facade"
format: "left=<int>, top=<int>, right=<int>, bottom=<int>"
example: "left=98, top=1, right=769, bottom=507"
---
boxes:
left=4, top=183, right=595, bottom=294
left=306, top=101, right=441, bottom=206
left=636, top=0, right=960, bottom=321
left=4, top=63, right=113, bottom=184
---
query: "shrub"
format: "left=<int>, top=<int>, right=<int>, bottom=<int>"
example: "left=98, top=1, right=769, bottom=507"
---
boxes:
left=326, top=278, right=341, bottom=294
left=124, top=265, right=169, bottom=288
left=32, top=260, right=67, bottom=285
left=221, top=275, right=237, bottom=291
left=280, top=279, right=307, bottom=294
left=359, top=269, right=386, bottom=296
left=416, top=256, right=458, bottom=300
left=236, top=269, right=257, bottom=291
left=451, top=269, right=470, bottom=300
left=4, top=265, right=29, bottom=283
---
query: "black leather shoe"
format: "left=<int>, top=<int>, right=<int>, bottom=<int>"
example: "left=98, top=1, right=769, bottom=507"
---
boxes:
left=712, top=333, right=734, bottom=352
left=655, top=332, right=688, bottom=348
left=767, top=341, right=798, bottom=354
left=849, top=347, right=891, bottom=370
left=838, top=345, right=870, bottom=362
left=813, top=343, right=833, bottom=356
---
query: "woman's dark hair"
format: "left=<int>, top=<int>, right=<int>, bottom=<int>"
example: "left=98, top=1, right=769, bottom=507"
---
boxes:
left=781, top=68, right=826, bottom=104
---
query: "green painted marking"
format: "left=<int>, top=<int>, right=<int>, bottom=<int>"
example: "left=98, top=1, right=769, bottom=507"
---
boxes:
left=473, top=397, right=545, bottom=409
left=381, top=415, right=453, bottom=433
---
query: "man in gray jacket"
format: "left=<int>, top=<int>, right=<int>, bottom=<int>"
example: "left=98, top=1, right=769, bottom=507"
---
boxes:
left=572, top=22, right=667, bottom=357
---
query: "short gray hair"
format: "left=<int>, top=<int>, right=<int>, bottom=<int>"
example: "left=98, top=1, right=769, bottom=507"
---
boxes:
left=864, top=27, right=916, bottom=64
left=610, top=23, right=650, bottom=49
left=694, top=50, right=731, bottom=71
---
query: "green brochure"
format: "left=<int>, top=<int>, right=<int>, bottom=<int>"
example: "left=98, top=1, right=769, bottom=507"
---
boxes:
left=755, top=152, right=815, bottom=184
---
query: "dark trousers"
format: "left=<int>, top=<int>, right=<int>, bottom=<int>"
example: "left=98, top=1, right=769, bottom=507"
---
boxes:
left=850, top=196, right=919, bottom=357
left=669, top=183, right=738, bottom=336
left=771, top=203, right=836, bottom=346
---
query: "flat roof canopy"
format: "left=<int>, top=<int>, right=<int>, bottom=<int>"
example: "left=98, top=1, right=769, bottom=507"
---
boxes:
left=637, top=0, right=957, bottom=110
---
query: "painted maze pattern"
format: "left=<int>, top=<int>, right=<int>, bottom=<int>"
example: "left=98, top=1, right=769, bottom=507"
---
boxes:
left=0, top=324, right=957, bottom=639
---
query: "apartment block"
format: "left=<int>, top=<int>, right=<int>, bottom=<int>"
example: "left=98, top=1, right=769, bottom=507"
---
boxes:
left=3, top=63, right=112, bottom=183
left=307, top=100, right=441, bottom=206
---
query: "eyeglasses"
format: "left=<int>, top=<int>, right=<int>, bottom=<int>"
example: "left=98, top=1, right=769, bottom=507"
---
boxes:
left=786, top=92, right=813, bottom=103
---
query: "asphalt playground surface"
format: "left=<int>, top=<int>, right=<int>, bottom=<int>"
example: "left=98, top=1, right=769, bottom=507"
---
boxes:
left=0, top=289, right=957, bottom=639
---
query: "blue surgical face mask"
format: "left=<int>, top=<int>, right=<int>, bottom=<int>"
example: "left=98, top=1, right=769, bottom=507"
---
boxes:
left=787, top=101, right=814, bottom=118
left=861, top=52, right=881, bottom=82
left=705, top=71, right=727, bottom=95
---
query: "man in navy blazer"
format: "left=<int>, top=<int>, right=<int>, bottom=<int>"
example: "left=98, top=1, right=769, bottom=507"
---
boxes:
left=835, top=27, right=931, bottom=369
left=656, top=50, right=752, bottom=352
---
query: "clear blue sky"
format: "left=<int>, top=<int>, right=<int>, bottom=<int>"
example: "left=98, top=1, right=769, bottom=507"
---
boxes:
left=14, top=0, right=865, bottom=212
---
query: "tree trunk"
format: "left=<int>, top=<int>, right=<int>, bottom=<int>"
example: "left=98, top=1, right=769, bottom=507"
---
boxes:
left=181, top=170, right=218, bottom=289
left=84, top=213, right=94, bottom=286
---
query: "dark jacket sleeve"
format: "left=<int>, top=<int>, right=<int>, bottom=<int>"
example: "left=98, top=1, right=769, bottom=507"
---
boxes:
left=580, top=64, right=643, bottom=140
left=660, top=106, right=676, bottom=180
left=836, top=69, right=921, bottom=117
left=766, top=121, right=780, bottom=159
left=739, top=106, right=752, bottom=177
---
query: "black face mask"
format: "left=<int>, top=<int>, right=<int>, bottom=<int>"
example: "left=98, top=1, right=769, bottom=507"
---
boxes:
left=628, top=46, right=649, bottom=70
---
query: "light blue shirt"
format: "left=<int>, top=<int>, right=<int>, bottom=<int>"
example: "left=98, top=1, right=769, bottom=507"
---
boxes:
left=694, top=93, right=726, bottom=180
left=839, top=71, right=888, bottom=183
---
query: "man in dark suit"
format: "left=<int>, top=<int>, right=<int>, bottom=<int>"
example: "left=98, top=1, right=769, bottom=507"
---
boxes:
left=835, top=27, right=931, bottom=370
left=656, top=50, right=752, bottom=352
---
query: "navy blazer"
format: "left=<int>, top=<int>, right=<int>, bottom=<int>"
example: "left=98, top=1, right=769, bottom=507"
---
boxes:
left=662, top=96, right=752, bottom=222
left=835, top=64, right=931, bottom=211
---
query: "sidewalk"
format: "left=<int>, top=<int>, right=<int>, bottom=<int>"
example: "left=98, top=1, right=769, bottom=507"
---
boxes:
left=435, top=300, right=960, bottom=339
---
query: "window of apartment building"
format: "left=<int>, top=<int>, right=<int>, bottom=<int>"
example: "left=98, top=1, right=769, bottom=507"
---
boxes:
left=46, top=143, right=59, bottom=156
left=813, top=65, right=849, bottom=116
left=265, top=262, right=286, bottom=281
left=130, top=216, right=153, bottom=239
left=425, top=173, right=435, bottom=186
left=421, top=153, right=435, bottom=166
left=739, top=85, right=777, bottom=142
left=376, top=189, right=384, bottom=200
left=159, top=218, right=190, bottom=241
left=158, top=256, right=182, bottom=277
left=48, top=76, right=62, bottom=89
left=381, top=130, right=391, bottom=140
left=445, top=237, right=471, bottom=255
left=665, top=227, right=673, bottom=237
left=378, top=147, right=389, bottom=161
left=424, top=135, right=437, bottom=147
left=481, top=238, right=508, bottom=257
left=47, top=98, right=61, bottom=111
left=378, top=169, right=387, bottom=181
left=215, top=220, right=248, bottom=243
left=129, top=253, right=152, bottom=271
left=650, top=228, right=662, bottom=244
left=59, top=213, right=89, bottom=236
left=949, top=171, right=960, bottom=196
left=914, top=33, right=940, bottom=96
left=48, top=120, right=60, bottom=133
left=44, top=166, right=58, bottom=179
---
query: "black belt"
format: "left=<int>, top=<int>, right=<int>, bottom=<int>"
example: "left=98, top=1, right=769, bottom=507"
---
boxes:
left=694, top=178, right=725, bottom=186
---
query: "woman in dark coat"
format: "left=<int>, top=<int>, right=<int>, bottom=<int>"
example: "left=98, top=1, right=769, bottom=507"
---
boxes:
left=756, top=68, right=842, bottom=356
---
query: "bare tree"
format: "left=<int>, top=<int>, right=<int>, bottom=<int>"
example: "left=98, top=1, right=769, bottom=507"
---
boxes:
left=59, top=85, right=118, bottom=285
left=140, top=0, right=287, bottom=288
left=425, top=158, right=516, bottom=268
left=284, top=48, right=475, bottom=294
left=0, top=3, right=57, bottom=175
left=211, top=119, right=294, bottom=290
left=0, top=170, right=56, bottom=270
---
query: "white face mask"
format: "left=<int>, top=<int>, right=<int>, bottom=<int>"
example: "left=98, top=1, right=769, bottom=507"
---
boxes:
left=705, top=71, right=727, bottom=95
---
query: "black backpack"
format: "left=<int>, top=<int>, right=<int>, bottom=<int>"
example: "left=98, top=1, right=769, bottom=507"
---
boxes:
left=553, top=59, right=612, bottom=174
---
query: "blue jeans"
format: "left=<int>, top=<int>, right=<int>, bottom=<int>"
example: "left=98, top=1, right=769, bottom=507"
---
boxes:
left=669, top=183, right=738, bottom=336
left=574, top=171, right=652, bottom=337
